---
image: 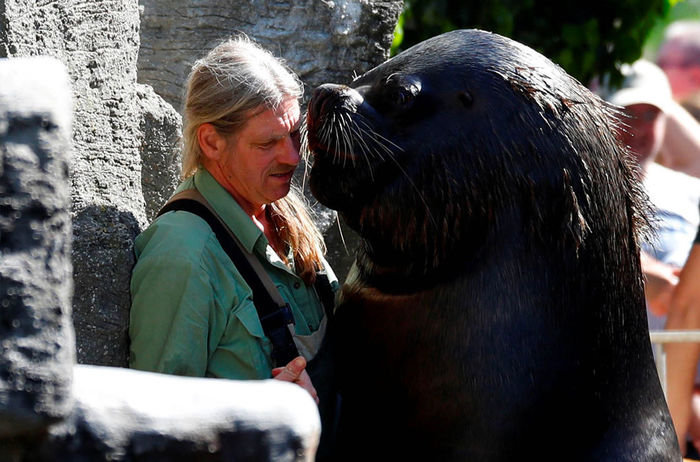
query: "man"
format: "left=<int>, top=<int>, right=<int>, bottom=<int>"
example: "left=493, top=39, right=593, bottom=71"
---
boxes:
left=657, top=21, right=700, bottom=106
left=655, top=21, right=700, bottom=177
left=129, top=37, right=338, bottom=402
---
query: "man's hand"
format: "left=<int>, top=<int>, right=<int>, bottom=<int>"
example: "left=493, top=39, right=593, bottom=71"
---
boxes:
left=272, top=356, right=319, bottom=404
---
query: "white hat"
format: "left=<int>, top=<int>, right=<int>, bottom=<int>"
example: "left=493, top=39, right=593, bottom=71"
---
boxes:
left=607, top=59, right=673, bottom=110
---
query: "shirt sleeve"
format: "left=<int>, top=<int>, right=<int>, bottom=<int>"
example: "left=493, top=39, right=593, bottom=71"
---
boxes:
left=129, top=249, right=216, bottom=377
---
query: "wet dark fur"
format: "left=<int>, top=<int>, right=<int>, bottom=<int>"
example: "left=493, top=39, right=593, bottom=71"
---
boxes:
left=306, top=29, right=679, bottom=461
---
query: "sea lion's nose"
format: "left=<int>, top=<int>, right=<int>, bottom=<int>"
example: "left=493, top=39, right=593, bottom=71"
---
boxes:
left=309, top=84, right=363, bottom=122
left=309, top=84, right=344, bottom=121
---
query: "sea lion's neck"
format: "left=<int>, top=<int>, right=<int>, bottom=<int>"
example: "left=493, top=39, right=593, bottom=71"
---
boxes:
left=354, top=238, right=474, bottom=293
left=346, top=203, right=491, bottom=293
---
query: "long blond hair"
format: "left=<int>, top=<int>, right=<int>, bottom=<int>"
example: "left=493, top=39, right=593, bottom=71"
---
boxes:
left=182, top=36, right=325, bottom=285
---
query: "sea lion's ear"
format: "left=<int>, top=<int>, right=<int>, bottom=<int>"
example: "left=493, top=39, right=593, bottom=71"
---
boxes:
left=458, top=91, right=473, bottom=107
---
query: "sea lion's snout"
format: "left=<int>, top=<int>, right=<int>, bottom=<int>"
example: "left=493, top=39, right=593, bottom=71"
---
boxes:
left=305, top=79, right=400, bottom=211
left=308, top=84, right=363, bottom=124
left=306, top=83, right=367, bottom=165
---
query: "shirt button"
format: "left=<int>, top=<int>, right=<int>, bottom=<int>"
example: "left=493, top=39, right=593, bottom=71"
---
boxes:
left=293, top=282, right=301, bottom=289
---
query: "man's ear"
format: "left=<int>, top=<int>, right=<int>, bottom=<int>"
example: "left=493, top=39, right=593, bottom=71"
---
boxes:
left=197, top=123, right=227, bottom=161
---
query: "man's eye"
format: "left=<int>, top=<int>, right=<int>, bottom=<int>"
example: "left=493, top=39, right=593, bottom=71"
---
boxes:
left=291, top=129, right=301, bottom=150
left=257, top=140, right=276, bottom=149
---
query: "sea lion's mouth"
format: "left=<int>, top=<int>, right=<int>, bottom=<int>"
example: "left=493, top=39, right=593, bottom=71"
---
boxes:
left=306, top=118, right=359, bottom=165
left=307, top=139, right=358, bottom=164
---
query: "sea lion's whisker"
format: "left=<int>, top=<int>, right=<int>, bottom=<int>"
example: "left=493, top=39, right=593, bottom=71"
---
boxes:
left=334, top=210, right=350, bottom=255
left=355, top=125, right=388, bottom=161
left=349, top=118, right=382, bottom=160
left=367, top=129, right=404, bottom=153
left=349, top=123, right=376, bottom=180
left=386, top=155, right=437, bottom=228
left=350, top=122, right=376, bottom=163
left=355, top=118, right=402, bottom=161
left=338, top=112, right=355, bottom=168
left=353, top=121, right=435, bottom=226
left=299, top=122, right=310, bottom=190
left=354, top=115, right=404, bottom=153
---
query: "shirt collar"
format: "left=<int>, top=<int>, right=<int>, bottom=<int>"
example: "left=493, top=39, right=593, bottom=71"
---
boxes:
left=190, top=169, right=264, bottom=254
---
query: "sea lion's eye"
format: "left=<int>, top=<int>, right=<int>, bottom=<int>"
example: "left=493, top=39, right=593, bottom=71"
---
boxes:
left=393, top=87, right=414, bottom=107
left=459, top=91, right=473, bottom=107
left=382, top=73, right=421, bottom=112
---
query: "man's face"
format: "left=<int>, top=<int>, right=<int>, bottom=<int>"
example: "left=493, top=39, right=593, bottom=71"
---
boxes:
left=658, top=41, right=700, bottom=101
left=217, top=98, right=301, bottom=212
left=620, top=103, right=666, bottom=165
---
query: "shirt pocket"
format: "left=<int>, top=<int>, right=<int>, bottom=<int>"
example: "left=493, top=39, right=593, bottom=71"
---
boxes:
left=221, top=300, right=273, bottom=376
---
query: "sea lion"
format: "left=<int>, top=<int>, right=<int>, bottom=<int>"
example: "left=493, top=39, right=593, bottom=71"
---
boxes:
left=305, top=29, right=680, bottom=461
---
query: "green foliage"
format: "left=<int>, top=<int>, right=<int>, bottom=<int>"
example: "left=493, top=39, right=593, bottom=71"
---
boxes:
left=396, top=0, right=672, bottom=86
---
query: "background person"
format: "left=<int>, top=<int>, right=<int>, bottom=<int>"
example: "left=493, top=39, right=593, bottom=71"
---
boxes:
left=655, top=21, right=700, bottom=178
left=665, top=226, right=700, bottom=457
left=657, top=21, right=700, bottom=107
left=606, top=59, right=700, bottom=457
left=129, top=36, right=338, bottom=402
left=606, top=60, right=700, bottom=321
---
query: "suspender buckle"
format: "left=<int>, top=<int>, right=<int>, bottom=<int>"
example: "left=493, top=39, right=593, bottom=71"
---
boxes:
left=264, top=304, right=298, bottom=367
left=259, top=303, right=295, bottom=328
left=279, top=303, right=295, bottom=326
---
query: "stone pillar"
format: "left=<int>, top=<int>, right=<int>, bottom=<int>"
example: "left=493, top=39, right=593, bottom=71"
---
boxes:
left=0, top=56, right=74, bottom=439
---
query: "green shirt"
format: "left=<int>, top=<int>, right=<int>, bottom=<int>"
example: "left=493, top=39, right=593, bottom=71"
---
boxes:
left=129, top=169, right=338, bottom=380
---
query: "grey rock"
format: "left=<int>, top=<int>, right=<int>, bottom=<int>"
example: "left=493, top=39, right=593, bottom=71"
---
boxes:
left=136, top=84, right=182, bottom=222
left=1, top=0, right=183, bottom=366
left=138, top=0, right=403, bottom=111
left=71, top=205, right=141, bottom=367
left=0, top=56, right=75, bottom=437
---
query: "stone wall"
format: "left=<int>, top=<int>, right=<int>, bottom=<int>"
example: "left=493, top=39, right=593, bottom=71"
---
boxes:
left=0, top=0, right=401, bottom=368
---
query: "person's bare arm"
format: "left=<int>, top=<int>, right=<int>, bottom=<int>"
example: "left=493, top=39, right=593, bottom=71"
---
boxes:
left=665, top=244, right=700, bottom=453
left=658, top=101, right=700, bottom=178
left=641, top=251, right=681, bottom=317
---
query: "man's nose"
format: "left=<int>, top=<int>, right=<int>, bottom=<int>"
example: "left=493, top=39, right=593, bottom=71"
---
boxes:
left=279, top=136, right=300, bottom=165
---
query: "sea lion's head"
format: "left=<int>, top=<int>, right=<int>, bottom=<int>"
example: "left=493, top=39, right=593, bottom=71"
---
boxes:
left=306, top=29, right=646, bottom=277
